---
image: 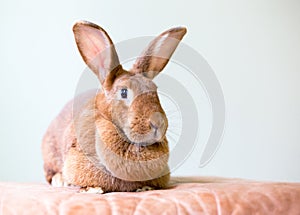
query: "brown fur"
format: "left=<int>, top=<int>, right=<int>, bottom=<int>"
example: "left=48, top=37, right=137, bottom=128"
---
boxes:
left=41, top=21, right=186, bottom=192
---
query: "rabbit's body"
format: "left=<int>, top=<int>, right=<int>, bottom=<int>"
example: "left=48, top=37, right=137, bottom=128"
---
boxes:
left=42, top=90, right=170, bottom=192
left=42, top=21, right=186, bottom=192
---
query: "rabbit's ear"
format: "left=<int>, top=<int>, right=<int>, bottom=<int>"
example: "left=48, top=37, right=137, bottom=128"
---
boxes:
left=132, top=27, right=187, bottom=79
left=73, top=21, right=120, bottom=85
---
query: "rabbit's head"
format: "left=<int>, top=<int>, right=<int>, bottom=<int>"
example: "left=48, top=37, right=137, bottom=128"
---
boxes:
left=73, top=21, right=186, bottom=181
left=73, top=21, right=186, bottom=146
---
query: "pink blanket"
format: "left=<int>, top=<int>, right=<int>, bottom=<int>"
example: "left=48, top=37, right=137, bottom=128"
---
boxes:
left=1, top=177, right=300, bottom=214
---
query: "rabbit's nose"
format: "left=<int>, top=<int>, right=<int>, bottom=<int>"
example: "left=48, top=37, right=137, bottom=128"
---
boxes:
left=149, top=112, right=166, bottom=132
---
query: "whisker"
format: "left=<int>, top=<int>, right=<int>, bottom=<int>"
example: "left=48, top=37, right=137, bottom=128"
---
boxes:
left=166, top=113, right=181, bottom=117
left=168, top=125, right=182, bottom=129
left=167, top=134, right=178, bottom=141
left=167, top=135, right=179, bottom=146
left=164, top=107, right=180, bottom=112
left=166, top=117, right=182, bottom=121
left=167, top=132, right=181, bottom=138
left=165, top=110, right=181, bottom=114
left=166, top=113, right=181, bottom=116
left=167, top=127, right=182, bottom=133
left=167, top=129, right=181, bottom=136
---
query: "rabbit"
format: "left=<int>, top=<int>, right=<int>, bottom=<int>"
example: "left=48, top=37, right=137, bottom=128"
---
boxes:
left=41, top=21, right=187, bottom=193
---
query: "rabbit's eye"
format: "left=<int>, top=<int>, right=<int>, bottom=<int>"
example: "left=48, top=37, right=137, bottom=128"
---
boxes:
left=120, top=88, right=128, bottom=99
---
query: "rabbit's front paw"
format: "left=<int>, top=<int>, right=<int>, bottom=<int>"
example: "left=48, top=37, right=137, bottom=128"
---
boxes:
left=136, top=186, right=154, bottom=192
left=79, top=186, right=104, bottom=194
left=51, top=173, right=68, bottom=187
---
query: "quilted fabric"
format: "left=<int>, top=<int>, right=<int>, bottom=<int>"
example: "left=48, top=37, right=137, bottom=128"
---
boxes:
left=0, top=177, right=300, bottom=215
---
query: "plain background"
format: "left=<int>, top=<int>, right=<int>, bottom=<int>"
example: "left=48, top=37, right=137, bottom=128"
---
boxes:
left=0, top=0, right=299, bottom=182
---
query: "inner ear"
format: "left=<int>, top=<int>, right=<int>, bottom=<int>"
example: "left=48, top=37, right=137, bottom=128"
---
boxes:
left=73, top=21, right=120, bottom=84
left=132, top=27, right=187, bottom=79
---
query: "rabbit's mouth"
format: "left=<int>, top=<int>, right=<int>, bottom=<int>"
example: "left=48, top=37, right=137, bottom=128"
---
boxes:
left=114, top=122, right=166, bottom=147
left=127, top=130, right=166, bottom=146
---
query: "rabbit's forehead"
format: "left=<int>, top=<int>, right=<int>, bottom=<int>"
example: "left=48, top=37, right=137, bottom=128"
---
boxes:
left=115, top=74, right=157, bottom=94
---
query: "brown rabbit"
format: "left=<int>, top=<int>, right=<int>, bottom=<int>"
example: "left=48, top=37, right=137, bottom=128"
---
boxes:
left=41, top=21, right=187, bottom=193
